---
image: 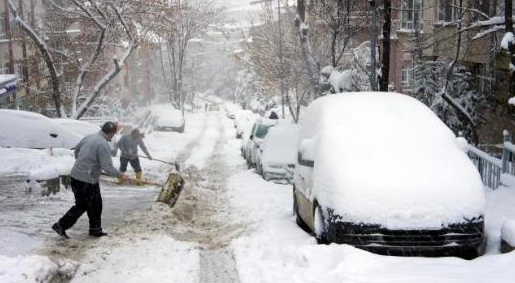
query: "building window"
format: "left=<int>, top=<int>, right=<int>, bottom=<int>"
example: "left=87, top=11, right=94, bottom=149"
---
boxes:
left=438, top=0, right=459, bottom=23
left=0, top=13, right=6, bottom=39
left=401, top=0, right=423, bottom=30
left=401, top=63, right=414, bottom=87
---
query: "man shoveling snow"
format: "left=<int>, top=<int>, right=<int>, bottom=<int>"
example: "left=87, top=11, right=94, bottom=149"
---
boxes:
left=52, top=122, right=129, bottom=239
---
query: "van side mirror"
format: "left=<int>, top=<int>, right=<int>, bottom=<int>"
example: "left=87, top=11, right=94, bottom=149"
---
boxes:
left=298, top=152, right=314, bottom=167
left=250, top=135, right=253, bottom=140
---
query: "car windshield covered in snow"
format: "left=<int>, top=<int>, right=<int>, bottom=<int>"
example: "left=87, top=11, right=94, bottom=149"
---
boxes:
left=254, top=124, right=271, bottom=139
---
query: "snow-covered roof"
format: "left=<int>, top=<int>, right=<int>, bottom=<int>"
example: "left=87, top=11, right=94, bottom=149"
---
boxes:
left=0, top=74, right=17, bottom=86
left=298, top=92, right=485, bottom=229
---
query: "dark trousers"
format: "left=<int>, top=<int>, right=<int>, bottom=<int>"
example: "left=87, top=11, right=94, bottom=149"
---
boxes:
left=58, top=178, right=103, bottom=233
left=120, top=156, right=142, bottom=173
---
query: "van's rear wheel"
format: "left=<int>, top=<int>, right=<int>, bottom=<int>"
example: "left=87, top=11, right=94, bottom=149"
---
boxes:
left=293, top=186, right=310, bottom=232
left=314, top=204, right=329, bottom=244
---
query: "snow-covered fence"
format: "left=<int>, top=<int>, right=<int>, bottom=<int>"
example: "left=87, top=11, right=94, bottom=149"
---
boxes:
left=465, top=130, right=515, bottom=190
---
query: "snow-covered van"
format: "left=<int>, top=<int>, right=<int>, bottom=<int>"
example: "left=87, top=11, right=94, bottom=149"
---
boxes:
left=293, top=93, right=486, bottom=259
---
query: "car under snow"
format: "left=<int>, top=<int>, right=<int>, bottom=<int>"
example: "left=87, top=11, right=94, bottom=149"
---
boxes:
left=293, top=92, right=486, bottom=259
left=153, top=106, right=185, bottom=133
left=0, top=109, right=81, bottom=149
left=256, top=123, right=299, bottom=184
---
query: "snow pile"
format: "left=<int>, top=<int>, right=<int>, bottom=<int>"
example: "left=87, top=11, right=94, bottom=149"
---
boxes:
left=297, top=93, right=485, bottom=229
left=501, top=32, right=514, bottom=50
left=53, top=119, right=100, bottom=137
left=0, top=147, right=74, bottom=179
left=501, top=220, right=515, bottom=247
left=71, top=235, right=199, bottom=283
left=0, top=110, right=81, bottom=149
left=228, top=170, right=515, bottom=283
left=261, top=123, right=299, bottom=167
left=0, top=255, right=58, bottom=283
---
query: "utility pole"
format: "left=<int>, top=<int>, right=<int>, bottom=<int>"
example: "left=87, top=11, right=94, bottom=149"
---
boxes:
left=369, top=0, right=377, bottom=91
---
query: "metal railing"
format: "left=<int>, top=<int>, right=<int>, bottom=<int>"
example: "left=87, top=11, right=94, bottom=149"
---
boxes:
left=465, top=130, right=515, bottom=189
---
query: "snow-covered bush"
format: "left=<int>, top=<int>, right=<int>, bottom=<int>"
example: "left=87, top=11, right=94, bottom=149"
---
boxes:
left=413, top=59, right=485, bottom=140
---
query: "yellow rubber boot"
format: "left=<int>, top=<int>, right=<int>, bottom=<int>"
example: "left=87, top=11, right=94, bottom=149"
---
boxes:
left=136, top=172, right=143, bottom=186
left=116, top=175, right=125, bottom=184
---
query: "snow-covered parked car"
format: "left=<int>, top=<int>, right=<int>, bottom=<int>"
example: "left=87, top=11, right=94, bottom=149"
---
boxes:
left=248, top=118, right=278, bottom=169
left=235, top=110, right=255, bottom=138
left=256, top=123, right=299, bottom=183
left=0, top=109, right=81, bottom=149
left=293, top=93, right=486, bottom=259
left=153, top=106, right=185, bottom=133
left=53, top=118, right=100, bottom=137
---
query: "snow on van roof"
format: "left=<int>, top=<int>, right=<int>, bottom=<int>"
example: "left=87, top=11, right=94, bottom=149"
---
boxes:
left=0, top=110, right=82, bottom=149
left=298, top=92, right=485, bottom=229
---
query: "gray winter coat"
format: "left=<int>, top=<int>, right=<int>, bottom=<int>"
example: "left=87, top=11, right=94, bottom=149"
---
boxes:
left=116, top=134, right=151, bottom=159
left=70, top=131, right=122, bottom=184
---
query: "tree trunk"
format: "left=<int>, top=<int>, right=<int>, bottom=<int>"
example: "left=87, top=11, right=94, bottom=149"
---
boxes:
left=7, top=0, right=63, bottom=117
left=296, top=0, right=320, bottom=99
left=505, top=0, right=515, bottom=98
left=379, top=0, right=391, bottom=92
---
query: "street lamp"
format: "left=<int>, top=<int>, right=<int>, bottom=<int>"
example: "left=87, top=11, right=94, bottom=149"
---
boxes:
left=250, top=0, right=286, bottom=119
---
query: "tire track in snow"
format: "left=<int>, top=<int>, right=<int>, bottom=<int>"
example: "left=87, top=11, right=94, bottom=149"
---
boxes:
left=183, top=112, right=222, bottom=170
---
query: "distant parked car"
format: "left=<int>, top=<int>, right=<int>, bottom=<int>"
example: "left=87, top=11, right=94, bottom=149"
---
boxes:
left=153, top=106, right=185, bottom=133
left=293, top=92, right=486, bottom=259
left=235, top=110, right=255, bottom=139
left=248, top=118, right=278, bottom=169
left=256, top=123, right=299, bottom=183
left=0, top=109, right=81, bottom=149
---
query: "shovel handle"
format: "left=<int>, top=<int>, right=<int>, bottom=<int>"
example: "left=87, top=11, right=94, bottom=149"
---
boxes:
left=138, top=155, right=180, bottom=171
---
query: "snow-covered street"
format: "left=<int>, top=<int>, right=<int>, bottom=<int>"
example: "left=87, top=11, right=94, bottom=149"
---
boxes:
left=1, top=110, right=514, bottom=283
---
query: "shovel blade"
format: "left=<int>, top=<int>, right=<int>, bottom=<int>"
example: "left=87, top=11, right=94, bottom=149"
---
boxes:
left=157, top=172, right=184, bottom=207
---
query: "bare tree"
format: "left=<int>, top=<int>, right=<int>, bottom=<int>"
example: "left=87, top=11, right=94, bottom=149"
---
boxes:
left=154, top=0, right=220, bottom=111
left=7, top=0, right=158, bottom=118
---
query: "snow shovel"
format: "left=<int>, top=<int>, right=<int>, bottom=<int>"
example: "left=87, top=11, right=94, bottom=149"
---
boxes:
left=138, top=155, right=181, bottom=171
left=104, top=173, right=185, bottom=208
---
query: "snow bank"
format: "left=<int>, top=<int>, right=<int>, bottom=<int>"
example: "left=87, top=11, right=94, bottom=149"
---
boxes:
left=0, top=255, right=58, bottom=283
left=501, top=220, right=515, bottom=247
left=53, top=119, right=99, bottom=137
left=297, top=93, right=485, bottom=229
left=71, top=235, right=199, bottom=283
left=228, top=170, right=515, bottom=283
left=0, top=147, right=74, bottom=179
left=261, top=123, right=299, bottom=167
left=0, top=110, right=81, bottom=149
left=484, top=186, right=515, bottom=253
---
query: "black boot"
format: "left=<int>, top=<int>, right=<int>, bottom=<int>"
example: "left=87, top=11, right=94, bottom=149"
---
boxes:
left=89, top=229, right=108, bottom=237
left=52, top=222, right=70, bottom=239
